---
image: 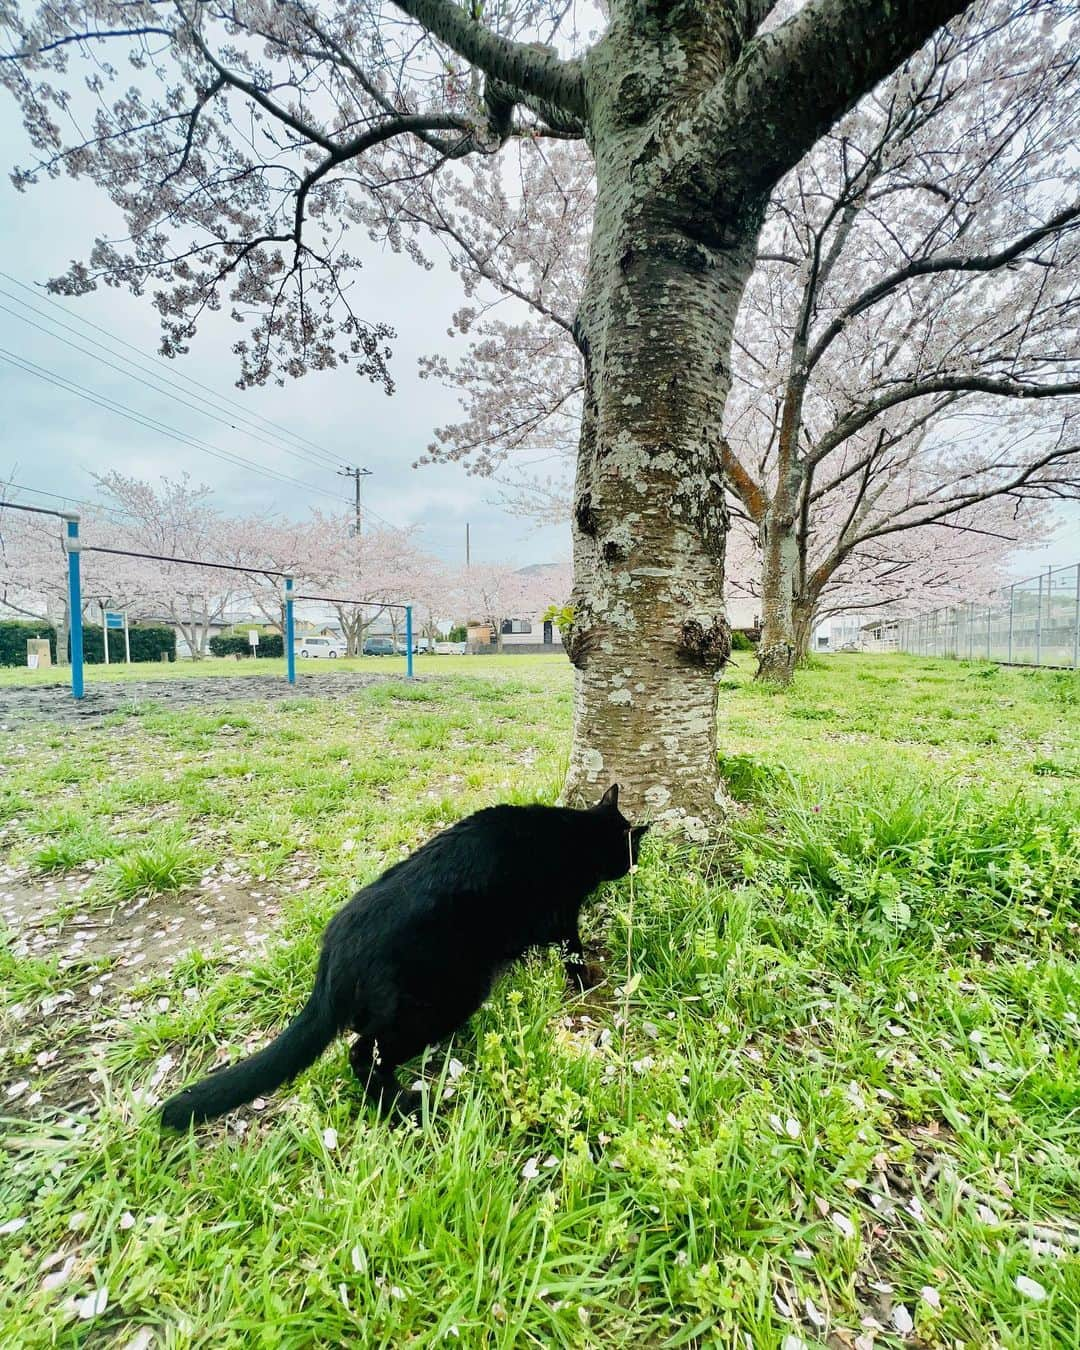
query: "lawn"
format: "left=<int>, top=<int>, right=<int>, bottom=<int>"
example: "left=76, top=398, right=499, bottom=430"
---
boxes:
left=1, top=654, right=1078, bottom=1348
left=0, top=651, right=463, bottom=687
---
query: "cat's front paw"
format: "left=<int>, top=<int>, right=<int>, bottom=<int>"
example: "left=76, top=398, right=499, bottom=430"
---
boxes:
left=391, top=1089, right=424, bottom=1125
left=568, top=960, right=606, bottom=992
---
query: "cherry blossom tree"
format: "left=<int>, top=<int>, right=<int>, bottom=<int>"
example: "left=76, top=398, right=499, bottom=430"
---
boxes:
left=457, top=560, right=570, bottom=650
left=91, top=472, right=248, bottom=658
left=721, top=10, right=1080, bottom=681
left=2, top=0, right=1002, bottom=825
left=231, top=514, right=316, bottom=633
left=0, top=500, right=74, bottom=654
left=0, top=494, right=154, bottom=659
left=409, top=558, right=459, bottom=648
left=809, top=497, right=1047, bottom=630
left=298, top=513, right=426, bottom=655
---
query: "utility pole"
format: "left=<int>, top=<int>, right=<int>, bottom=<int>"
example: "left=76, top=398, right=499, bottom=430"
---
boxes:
left=338, top=465, right=372, bottom=537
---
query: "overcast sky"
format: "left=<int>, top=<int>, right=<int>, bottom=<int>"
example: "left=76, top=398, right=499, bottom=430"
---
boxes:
left=0, top=108, right=1075, bottom=584
left=0, top=112, right=570, bottom=570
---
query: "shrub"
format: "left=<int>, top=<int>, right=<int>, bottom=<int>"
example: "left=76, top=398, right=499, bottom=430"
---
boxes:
left=68, top=624, right=176, bottom=664
left=209, top=631, right=284, bottom=658
left=0, top=619, right=57, bottom=667
left=2, top=620, right=176, bottom=665
left=730, top=630, right=755, bottom=652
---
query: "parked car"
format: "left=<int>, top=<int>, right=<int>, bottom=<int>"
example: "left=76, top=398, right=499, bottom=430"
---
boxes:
left=433, top=641, right=467, bottom=655
left=294, top=636, right=346, bottom=659
left=363, top=636, right=395, bottom=656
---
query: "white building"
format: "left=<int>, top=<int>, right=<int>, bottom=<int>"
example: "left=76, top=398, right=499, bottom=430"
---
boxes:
left=726, top=596, right=761, bottom=633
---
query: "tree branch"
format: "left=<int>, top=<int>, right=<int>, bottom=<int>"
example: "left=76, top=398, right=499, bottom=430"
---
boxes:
left=720, top=439, right=767, bottom=521
left=805, top=202, right=1080, bottom=375
left=390, top=0, right=586, bottom=121
left=808, top=375, right=1080, bottom=469
left=847, top=444, right=1080, bottom=549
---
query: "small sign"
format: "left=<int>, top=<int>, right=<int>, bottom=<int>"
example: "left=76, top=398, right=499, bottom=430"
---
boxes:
left=104, top=610, right=124, bottom=630
left=248, top=630, right=260, bottom=647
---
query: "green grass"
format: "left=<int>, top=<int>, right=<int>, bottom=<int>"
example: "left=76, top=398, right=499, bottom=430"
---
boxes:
left=0, top=652, right=550, bottom=688
left=0, top=654, right=1078, bottom=1347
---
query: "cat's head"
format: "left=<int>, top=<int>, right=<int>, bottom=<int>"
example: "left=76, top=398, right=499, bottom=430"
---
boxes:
left=590, top=784, right=649, bottom=879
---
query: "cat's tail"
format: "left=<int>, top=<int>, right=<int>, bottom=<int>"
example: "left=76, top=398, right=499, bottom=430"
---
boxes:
left=160, top=985, right=338, bottom=1130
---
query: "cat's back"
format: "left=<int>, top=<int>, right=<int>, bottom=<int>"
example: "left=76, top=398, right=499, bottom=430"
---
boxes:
left=334, top=802, right=579, bottom=928
left=383, top=802, right=573, bottom=895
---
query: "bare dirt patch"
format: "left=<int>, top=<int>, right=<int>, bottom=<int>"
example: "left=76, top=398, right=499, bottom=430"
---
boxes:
left=0, top=669, right=408, bottom=727
left=0, top=861, right=292, bottom=1117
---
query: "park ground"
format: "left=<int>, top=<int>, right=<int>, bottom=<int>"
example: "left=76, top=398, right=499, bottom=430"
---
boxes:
left=0, top=653, right=1078, bottom=1348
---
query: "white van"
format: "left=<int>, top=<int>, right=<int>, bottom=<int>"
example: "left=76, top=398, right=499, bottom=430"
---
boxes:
left=294, top=636, right=347, bottom=659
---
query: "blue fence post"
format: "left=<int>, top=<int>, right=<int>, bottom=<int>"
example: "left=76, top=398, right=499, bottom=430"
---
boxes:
left=283, top=576, right=296, bottom=685
left=62, top=514, right=84, bottom=699
left=405, top=606, right=414, bottom=679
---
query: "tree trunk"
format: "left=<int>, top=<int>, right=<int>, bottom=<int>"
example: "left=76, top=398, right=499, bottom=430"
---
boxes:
left=755, top=503, right=799, bottom=685
left=793, top=601, right=815, bottom=667
left=563, top=107, right=756, bottom=831
left=172, top=603, right=199, bottom=662
left=52, top=598, right=70, bottom=669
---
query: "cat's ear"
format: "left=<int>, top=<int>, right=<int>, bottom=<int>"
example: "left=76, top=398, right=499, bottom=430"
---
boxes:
left=595, top=783, right=620, bottom=812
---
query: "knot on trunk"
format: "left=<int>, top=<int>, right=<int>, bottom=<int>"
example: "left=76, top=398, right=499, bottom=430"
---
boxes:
left=575, top=491, right=599, bottom=536
left=677, top=617, right=731, bottom=669
left=615, top=70, right=660, bottom=125
left=565, top=622, right=596, bottom=670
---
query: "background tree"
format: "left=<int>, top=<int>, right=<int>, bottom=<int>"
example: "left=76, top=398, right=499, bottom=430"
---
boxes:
left=722, top=11, right=1080, bottom=681
left=0, top=499, right=76, bottom=655
left=233, top=514, right=316, bottom=633
left=809, top=497, right=1047, bottom=635
left=409, top=558, right=459, bottom=649
left=92, top=472, right=246, bottom=659
left=2, top=0, right=996, bottom=825
left=300, top=513, right=425, bottom=655
left=457, top=560, right=570, bottom=651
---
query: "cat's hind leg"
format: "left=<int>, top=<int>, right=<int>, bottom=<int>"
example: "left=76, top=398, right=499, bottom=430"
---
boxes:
left=349, top=1035, right=422, bottom=1122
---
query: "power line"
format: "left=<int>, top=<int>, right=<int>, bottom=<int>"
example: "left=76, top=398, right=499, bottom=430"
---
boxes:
left=0, top=271, right=344, bottom=468
left=0, top=294, right=342, bottom=477
left=294, top=591, right=409, bottom=611
left=80, top=544, right=287, bottom=577
left=0, top=347, right=344, bottom=502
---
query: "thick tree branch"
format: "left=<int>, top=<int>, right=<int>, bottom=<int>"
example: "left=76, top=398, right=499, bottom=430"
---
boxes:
left=699, top=0, right=972, bottom=215
left=390, top=0, right=586, bottom=121
left=720, top=439, right=767, bottom=521
left=846, top=444, right=1080, bottom=549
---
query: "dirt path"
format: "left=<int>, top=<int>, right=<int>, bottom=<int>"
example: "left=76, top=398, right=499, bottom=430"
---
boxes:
left=0, top=669, right=408, bottom=726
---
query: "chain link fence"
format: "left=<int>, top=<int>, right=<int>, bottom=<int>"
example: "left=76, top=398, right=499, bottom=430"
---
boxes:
left=896, top=563, right=1080, bottom=669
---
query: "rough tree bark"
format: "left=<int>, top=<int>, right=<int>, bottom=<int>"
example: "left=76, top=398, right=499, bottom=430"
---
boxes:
left=755, top=494, right=801, bottom=685
left=793, top=599, right=816, bottom=666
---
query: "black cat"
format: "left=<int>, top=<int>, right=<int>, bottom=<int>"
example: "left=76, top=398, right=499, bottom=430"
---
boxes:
left=161, top=784, right=646, bottom=1129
